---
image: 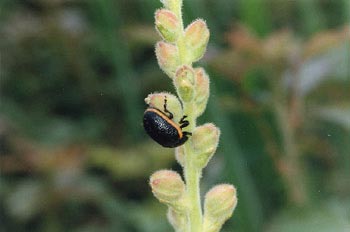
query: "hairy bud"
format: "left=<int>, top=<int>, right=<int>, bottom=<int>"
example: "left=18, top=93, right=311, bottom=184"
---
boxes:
left=155, top=9, right=180, bottom=42
left=150, top=170, right=186, bottom=204
left=192, top=123, right=220, bottom=168
left=155, top=41, right=180, bottom=78
left=174, top=65, right=195, bottom=102
left=184, top=19, right=210, bottom=62
left=203, top=184, right=238, bottom=232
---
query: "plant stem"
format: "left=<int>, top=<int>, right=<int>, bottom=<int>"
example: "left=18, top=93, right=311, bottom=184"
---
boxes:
left=183, top=103, right=202, bottom=232
left=184, top=147, right=202, bottom=232
left=172, top=1, right=203, bottom=230
left=171, top=0, right=190, bottom=66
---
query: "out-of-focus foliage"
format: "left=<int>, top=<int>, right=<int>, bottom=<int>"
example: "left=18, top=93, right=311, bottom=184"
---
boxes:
left=208, top=24, right=350, bottom=231
left=0, top=0, right=349, bottom=232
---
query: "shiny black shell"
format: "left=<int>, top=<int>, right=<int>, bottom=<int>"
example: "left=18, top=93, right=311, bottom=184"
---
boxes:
left=143, top=109, right=188, bottom=148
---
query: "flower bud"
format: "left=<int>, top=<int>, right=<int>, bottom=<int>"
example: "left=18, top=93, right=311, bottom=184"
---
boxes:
left=203, top=184, right=238, bottom=232
left=175, top=146, right=185, bottom=167
left=167, top=208, right=187, bottom=231
left=192, top=123, right=220, bottom=168
left=193, top=68, right=210, bottom=117
left=174, top=65, right=195, bottom=102
left=150, top=170, right=185, bottom=204
left=155, top=9, right=180, bottom=43
left=184, top=19, right=210, bottom=62
left=155, top=41, right=180, bottom=78
left=145, top=92, right=183, bottom=123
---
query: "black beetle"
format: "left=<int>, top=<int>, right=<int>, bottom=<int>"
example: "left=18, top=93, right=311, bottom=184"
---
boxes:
left=143, top=97, right=192, bottom=148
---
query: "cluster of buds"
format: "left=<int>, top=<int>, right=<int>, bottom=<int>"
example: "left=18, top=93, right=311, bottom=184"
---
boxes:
left=148, top=1, right=237, bottom=231
left=150, top=170, right=238, bottom=232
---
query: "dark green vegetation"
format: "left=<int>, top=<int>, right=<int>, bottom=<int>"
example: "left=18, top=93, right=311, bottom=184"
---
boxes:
left=1, top=0, right=349, bottom=231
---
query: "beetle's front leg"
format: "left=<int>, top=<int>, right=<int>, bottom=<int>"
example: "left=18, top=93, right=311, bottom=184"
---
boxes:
left=179, top=115, right=189, bottom=129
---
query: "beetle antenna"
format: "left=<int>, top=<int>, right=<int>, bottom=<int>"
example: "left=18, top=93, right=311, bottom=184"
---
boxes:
left=163, top=96, right=174, bottom=119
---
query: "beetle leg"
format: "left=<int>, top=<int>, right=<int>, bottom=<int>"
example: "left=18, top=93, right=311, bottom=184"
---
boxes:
left=163, top=96, right=174, bottom=119
left=179, top=115, right=189, bottom=129
left=183, top=131, right=192, bottom=136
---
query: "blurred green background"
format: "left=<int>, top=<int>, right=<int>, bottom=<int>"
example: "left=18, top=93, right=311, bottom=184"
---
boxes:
left=0, top=0, right=349, bottom=231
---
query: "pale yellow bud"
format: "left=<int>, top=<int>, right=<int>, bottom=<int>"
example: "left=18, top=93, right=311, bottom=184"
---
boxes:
left=184, top=19, right=210, bottom=62
left=150, top=170, right=186, bottom=204
left=174, top=65, right=195, bottom=102
left=155, top=9, right=180, bottom=42
left=167, top=208, right=187, bottom=231
left=203, top=184, right=238, bottom=232
left=155, top=41, right=180, bottom=78
left=175, top=146, right=185, bottom=167
left=193, top=67, right=210, bottom=117
left=192, top=123, right=220, bottom=168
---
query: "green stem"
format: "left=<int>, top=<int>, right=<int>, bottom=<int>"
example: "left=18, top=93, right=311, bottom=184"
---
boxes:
left=183, top=103, right=202, bottom=232
left=170, top=0, right=184, bottom=29
left=171, top=0, right=190, bottom=66
left=172, top=1, right=203, bottom=231
left=184, top=147, right=202, bottom=232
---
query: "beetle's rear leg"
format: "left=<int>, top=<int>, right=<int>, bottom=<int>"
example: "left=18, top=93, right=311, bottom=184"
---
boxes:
left=182, top=131, right=192, bottom=138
